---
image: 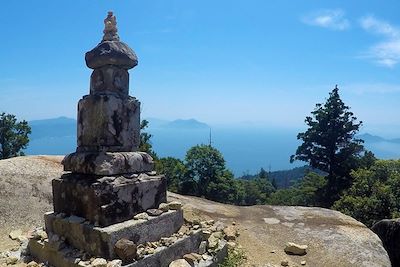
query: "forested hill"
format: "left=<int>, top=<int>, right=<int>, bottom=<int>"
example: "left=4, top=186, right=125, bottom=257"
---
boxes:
left=240, top=166, right=326, bottom=189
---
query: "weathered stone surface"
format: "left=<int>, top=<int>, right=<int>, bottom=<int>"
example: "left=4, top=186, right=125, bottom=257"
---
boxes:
left=85, top=41, right=138, bottom=70
left=147, top=209, right=164, bottom=217
left=52, top=173, right=166, bottom=226
left=108, top=259, right=123, bottom=267
left=45, top=210, right=184, bottom=259
left=89, top=66, right=130, bottom=97
left=62, top=151, right=153, bottom=175
left=372, top=218, right=400, bottom=267
left=128, top=230, right=203, bottom=267
left=28, top=239, right=79, bottom=267
left=284, top=242, right=308, bottom=256
left=192, top=241, right=227, bottom=267
left=133, top=212, right=149, bottom=220
left=159, top=203, right=170, bottom=212
left=168, top=201, right=183, bottom=211
left=169, top=259, right=191, bottom=267
left=102, top=11, right=119, bottom=42
left=92, top=258, right=107, bottom=267
left=198, top=241, right=207, bottom=255
left=29, top=230, right=202, bottom=267
left=169, top=192, right=391, bottom=267
left=74, top=94, right=140, bottom=154
left=9, top=229, right=23, bottom=240
left=183, top=254, right=196, bottom=265
left=114, top=239, right=137, bottom=263
left=223, top=226, right=237, bottom=241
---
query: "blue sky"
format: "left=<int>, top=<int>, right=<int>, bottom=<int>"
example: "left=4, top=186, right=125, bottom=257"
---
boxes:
left=1, top=1, right=400, bottom=137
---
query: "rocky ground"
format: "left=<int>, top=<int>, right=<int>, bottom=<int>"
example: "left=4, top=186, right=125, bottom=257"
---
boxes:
left=0, top=156, right=63, bottom=252
left=0, top=156, right=391, bottom=267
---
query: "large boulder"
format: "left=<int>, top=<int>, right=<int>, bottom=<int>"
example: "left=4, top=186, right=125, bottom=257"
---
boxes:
left=169, top=192, right=391, bottom=267
left=372, top=218, right=400, bottom=267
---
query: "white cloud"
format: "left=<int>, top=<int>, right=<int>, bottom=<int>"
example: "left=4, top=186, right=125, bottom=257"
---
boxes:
left=302, top=9, right=350, bottom=31
left=359, top=16, right=400, bottom=67
left=360, top=16, right=399, bottom=38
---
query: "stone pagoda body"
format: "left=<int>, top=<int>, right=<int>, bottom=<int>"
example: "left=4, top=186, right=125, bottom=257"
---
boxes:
left=27, top=12, right=228, bottom=267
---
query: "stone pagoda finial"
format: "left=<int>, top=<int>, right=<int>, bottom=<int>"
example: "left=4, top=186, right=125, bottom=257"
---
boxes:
left=102, top=11, right=119, bottom=41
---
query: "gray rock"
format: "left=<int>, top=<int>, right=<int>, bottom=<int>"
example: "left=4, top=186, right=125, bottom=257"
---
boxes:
left=108, top=259, right=123, bottom=267
left=85, top=41, right=138, bottom=70
left=159, top=203, right=170, bottom=212
left=223, top=226, right=237, bottom=241
left=74, top=95, right=140, bottom=154
left=169, top=259, right=191, bottom=267
left=63, top=151, right=153, bottom=175
left=198, top=241, right=207, bottom=254
left=9, top=229, right=22, bottom=240
left=207, top=234, right=219, bottom=249
left=44, top=210, right=184, bottom=259
left=114, top=239, right=137, bottom=263
left=147, top=209, right=164, bottom=217
left=281, top=260, right=289, bottom=266
left=284, top=242, right=307, bottom=256
left=133, top=212, right=149, bottom=220
left=52, top=173, right=166, bottom=226
left=168, top=201, right=183, bottom=210
left=92, top=258, right=107, bottom=267
left=183, top=253, right=197, bottom=265
left=372, top=218, right=400, bottom=267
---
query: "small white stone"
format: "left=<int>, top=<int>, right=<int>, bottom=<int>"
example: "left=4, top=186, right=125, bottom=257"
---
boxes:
left=167, top=201, right=182, bottom=210
left=159, top=203, right=170, bottom=212
left=169, top=259, right=191, bottom=267
left=107, top=259, right=123, bottom=267
left=134, top=212, right=149, bottom=220
left=92, top=258, right=107, bottom=267
left=284, top=242, right=308, bottom=256
left=9, top=230, right=23, bottom=240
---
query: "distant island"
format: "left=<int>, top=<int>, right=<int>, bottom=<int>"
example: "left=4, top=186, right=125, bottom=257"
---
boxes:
left=25, top=117, right=400, bottom=175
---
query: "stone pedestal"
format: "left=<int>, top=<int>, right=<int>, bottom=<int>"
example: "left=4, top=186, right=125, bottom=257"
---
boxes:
left=62, top=152, right=154, bottom=175
left=44, top=210, right=184, bottom=258
left=52, top=173, right=167, bottom=226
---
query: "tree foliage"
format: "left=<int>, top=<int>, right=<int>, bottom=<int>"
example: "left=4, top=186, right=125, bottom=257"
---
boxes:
left=139, top=119, right=157, bottom=159
left=291, top=86, right=364, bottom=206
left=268, top=172, right=326, bottom=206
left=156, top=157, right=187, bottom=192
left=0, top=112, right=31, bottom=159
left=185, top=144, right=226, bottom=197
left=333, top=160, right=400, bottom=227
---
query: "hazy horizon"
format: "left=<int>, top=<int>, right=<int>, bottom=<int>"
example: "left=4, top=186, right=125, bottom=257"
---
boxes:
left=25, top=116, right=400, bottom=175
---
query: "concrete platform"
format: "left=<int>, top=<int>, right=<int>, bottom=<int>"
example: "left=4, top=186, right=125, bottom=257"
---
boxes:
left=52, top=173, right=167, bottom=226
left=45, top=209, right=184, bottom=259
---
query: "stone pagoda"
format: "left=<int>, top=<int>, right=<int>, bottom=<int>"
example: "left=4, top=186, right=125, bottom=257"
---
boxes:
left=27, top=12, right=228, bottom=267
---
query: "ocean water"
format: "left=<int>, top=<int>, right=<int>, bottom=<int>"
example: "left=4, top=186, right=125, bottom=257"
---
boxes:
left=149, top=127, right=303, bottom=175
left=25, top=123, right=400, bottom=176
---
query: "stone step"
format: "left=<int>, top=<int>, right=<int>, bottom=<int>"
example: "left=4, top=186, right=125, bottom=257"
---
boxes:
left=45, top=209, right=184, bottom=259
left=52, top=173, right=166, bottom=227
left=128, top=230, right=203, bottom=267
left=28, top=230, right=204, bottom=267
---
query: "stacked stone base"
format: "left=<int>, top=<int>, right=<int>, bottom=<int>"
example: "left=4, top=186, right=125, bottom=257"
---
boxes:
left=28, top=173, right=228, bottom=267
